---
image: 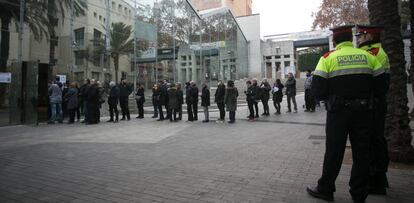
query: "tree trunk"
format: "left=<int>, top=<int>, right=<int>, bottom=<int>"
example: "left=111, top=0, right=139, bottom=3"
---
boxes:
left=369, top=0, right=414, bottom=163
left=0, top=16, right=11, bottom=108
left=410, top=0, right=414, bottom=118
left=114, top=55, right=119, bottom=84
left=47, top=0, right=57, bottom=81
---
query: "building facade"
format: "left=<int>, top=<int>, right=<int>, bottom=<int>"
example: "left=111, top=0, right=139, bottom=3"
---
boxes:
left=189, top=0, right=252, bottom=17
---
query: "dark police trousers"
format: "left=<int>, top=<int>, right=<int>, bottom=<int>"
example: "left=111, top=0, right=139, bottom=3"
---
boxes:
left=369, top=97, right=389, bottom=188
left=317, top=100, right=372, bottom=201
left=109, top=102, right=119, bottom=121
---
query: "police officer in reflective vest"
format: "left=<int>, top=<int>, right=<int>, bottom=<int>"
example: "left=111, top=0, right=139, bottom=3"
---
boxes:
left=306, top=25, right=384, bottom=203
left=356, top=25, right=390, bottom=195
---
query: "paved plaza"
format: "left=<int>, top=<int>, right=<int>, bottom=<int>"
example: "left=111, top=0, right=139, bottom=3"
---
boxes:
left=1, top=94, right=414, bottom=203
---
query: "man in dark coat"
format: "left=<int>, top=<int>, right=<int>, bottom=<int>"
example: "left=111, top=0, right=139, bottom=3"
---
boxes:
left=189, top=81, right=199, bottom=121
left=167, top=83, right=179, bottom=122
left=119, top=79, right=133, bottom=120
left=285, top=73, right=297, bottom=113
left=79, top=78, right=90, bottom=123
left=107, top=81, right=120, bottom=122
left=201, top=83, right=210, bottom=123
left=260, top=79, right=271, bottom=116
left=135, top=84, right=145, bottom=119
left=176, top=82, right=184, bottom=120
left=252, top=79, right=260, bottom=118
left=215, top=80, right=226, bottom=122
left=85, top=79, right=99, bottom=124
left=185, top=82, right=194, bottom=121
left=151, top=84, right=159, bottom=118
left=224, top=80, right=238, bottom=124
left=63, top=82, right=78, bottom=124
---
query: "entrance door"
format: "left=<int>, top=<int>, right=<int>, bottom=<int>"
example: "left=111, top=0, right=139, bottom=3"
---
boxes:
left=23, top=61, right=38, bottom=124
left=9, top=62, right=23, bottom=125
left=266, top=62, right=272, bottom=79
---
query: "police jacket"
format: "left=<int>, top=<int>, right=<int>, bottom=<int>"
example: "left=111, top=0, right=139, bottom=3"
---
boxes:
left=311, top=41, right=384, bottom=101
left=360, top=42, right=390, bottom=97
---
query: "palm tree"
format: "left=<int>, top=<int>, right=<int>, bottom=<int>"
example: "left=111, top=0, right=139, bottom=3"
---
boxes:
left=94, top=22, right=134, bottom=83
left=368, top=0, right=414, bottom=163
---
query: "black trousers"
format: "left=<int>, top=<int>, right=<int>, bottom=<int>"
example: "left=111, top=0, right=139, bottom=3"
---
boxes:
left=192, top=102, right=198, bottom=120
left=136, top=101, right=144, bottom=118
left=109, top=103, right=119, bottom=121
left=305, top=89, right=316, bottom=111
left=165, top=104, right=170, bottom=119
left=254, top=102, right=259, bottom=116
left=229, top=111, right=235, bottom=122
left=187, top=103, right=193, bottom=121
left=247, top=100, right=254, bottom=119
left=369, top=98, right=389, bottom=188
left=158, top=103, right=165, bottom=120
left=178, top=104, right=182, bottom=120
left=273, top=101, right=281, bottom=113
left=168, top=108, right=177, bottom=121
left=317, top=107, right=372, bottom=201
left=261, top=98, right=269, bottom=114
left=68, top=109, right=76, bottom=123
left=119, top=96, right=130, bottom=119
left=217, top=102, right=225, bottom=120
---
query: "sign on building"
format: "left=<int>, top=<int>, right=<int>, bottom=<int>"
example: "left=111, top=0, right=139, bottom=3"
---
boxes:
left=0, top=72, right=12, bottom=83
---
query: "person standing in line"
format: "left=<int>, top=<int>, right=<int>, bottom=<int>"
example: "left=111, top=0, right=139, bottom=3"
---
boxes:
left=285, top=73, right=297, bottom=113
left=167, top=83, right=179, bottom=122
left=260, top=79, right=271, bottom=116
left=48, top=81, right=63, bottom=124
left=189, top=81, right=199, bottom=121
left=75, top=82, right=81, bottom=122
left=306, top=25, right=384, bottom=203
left=161, top=80, right=170, bottom=120
left=252, top=79, right=260, bottom=118
left=85, top=79, right=100, bottom=125
left=201, top=82, right=210, bottom=123
left=151, top=84, right=159, bottom=118
left=224, top=80, right=238, bottom=124
left=107, top=81, right=120, bottom=123
left=79, top=78, right=90, bottom=123
left=176, top=82, right=183, bottom=120
left=96, top=81, right=106, bottom=123
left=185, top=82, right=194, bottom=122
left=157, top=80, right=168, bottom=121
left=64, top=82, right=78, bottom=124
left=215, top=80, right=226, bottom=123
left=135, top=83, right=145, bottom=119
left=272, top=79, right=284, bottom=115
left=61, top=81, right=70, bottom=120
left=304, top=70, right=316, bottom=112
left=245, top=80, right=255, bottom=121
left=356, top=24, right=390, bottom=195
left=119, top=79, right=132, bottom=121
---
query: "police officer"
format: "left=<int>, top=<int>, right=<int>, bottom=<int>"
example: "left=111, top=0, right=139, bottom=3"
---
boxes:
left=356, top=24, right=390, bottom=195
left=306, top=25, right=384, bottom=203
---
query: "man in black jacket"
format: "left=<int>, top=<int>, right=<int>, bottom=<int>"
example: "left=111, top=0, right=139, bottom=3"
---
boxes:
left=215, top=80, right=226, bottom=122
left=260, top=79, right=271, bottom=116
left=119, top=79, right=132, bottom=120
left=190, top=81, right=199, bottom=121
left=79, top=79, right=90, bottom=123
left=107, top=81, right=120, bottom=122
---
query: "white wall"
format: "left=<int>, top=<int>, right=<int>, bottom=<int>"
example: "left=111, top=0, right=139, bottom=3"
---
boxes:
left=236, top=14, right=262, bottom=79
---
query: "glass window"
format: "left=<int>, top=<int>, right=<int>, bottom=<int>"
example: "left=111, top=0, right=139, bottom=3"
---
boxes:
left=75, top=51, right=84, bottom=66
left=74, top=27, right=84, bottom=47
left=275, top=55, right=281, bottom=59
left=284, top=61, right=291, bottom=67
left=94, top=12, right=97, bottom=18
left=265, top=56, right=272, bottom=60
left=284, top=55, right=290, bottom=58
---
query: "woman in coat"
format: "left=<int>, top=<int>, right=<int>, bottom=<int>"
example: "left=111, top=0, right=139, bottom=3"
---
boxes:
left=201, top=83, right=210, bottom=123
left=224, top=80, right=238, bottom=124
left=64, top=82, right=79, bottom=124
left=135, top=84, right=145, bottom=119
left=167, top=83, right=179, bottom=122
left=272, top=79, right=284, bottom=115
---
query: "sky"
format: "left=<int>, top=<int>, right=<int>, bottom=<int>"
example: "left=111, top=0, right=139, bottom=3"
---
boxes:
left=252, top=0, right=323, bottom=37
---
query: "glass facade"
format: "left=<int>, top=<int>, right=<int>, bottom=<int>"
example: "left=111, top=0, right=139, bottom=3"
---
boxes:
left=0, top=0, right=248, bottom=126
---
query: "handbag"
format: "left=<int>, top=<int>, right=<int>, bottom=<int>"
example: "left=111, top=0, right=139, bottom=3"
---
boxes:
left=135, top=95, right=142, bottom=101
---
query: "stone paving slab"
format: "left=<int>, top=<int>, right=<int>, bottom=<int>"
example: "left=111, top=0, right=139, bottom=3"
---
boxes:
left=0, top=95, right=414, bottom=203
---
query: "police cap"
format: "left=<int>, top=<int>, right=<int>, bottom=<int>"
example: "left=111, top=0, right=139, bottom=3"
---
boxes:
left=355, top=24, right=383, bottom=36
left=330, top=25, right=354, bottom=37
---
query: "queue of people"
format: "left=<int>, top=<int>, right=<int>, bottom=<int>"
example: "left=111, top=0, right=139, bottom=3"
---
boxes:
left=49, top=75, right=318, bottom=125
